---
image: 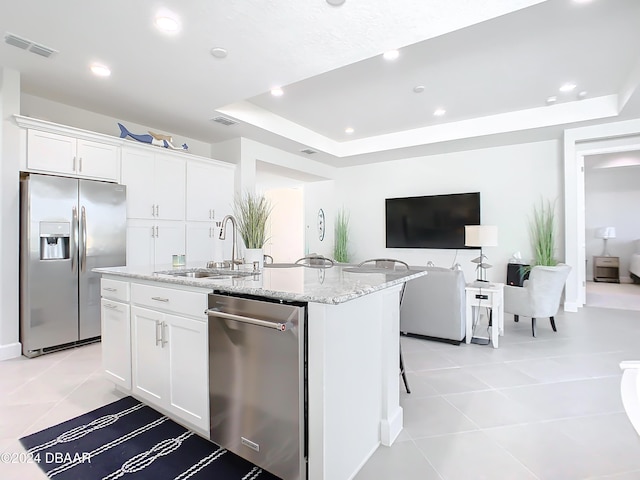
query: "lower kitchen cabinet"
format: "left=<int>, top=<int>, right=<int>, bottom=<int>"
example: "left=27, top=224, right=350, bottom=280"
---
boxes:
left=101, top=298, right=131, bottom=390
left=131, top=305, right=209, bottom=433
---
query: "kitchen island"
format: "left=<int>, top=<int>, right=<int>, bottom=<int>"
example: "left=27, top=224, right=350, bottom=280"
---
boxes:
left=95, top=263, right=427, bottom=480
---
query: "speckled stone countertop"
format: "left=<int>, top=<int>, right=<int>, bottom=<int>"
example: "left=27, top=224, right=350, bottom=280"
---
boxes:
left=94, top=263, right=428, bottom=305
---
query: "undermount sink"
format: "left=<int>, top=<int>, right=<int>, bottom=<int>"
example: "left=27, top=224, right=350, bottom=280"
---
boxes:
left=155, top=268, right=255, bottom=279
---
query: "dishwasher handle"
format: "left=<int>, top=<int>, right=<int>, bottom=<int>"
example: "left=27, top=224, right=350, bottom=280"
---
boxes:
left=205, top=309, right=290, bottom=332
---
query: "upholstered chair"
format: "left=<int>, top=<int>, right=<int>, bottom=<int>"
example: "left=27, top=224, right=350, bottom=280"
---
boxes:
left=503, top=264, right=571, bottom=337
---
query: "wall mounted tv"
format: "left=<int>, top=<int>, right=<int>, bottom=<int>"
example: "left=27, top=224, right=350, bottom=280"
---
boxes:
left=385, top=192, right=480, bottom=249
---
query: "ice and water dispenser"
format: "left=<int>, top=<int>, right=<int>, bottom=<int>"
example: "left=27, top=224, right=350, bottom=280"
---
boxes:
left=39, top=222, right=70, bottom=260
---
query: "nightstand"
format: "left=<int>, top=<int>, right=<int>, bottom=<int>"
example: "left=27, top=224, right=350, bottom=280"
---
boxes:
left=593, top=256, right=620, bottom=283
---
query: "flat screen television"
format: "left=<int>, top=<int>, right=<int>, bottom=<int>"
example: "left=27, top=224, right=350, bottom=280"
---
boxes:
left=385, top=192, right=480, bottom=249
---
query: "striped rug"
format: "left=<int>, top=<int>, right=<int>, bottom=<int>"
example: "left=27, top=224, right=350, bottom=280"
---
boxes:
left=19, top=396, right=281, bottom=480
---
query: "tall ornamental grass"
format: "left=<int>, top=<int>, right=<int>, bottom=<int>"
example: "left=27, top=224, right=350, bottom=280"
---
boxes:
left=530, top=199, right=558, bottom=267
left=234, top=192, right=272, bottom=249
left=333, top=208, right=350, bottom=263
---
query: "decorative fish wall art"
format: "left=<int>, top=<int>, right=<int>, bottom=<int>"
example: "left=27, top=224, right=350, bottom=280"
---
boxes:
left=117, top=123, right=188, bottom=150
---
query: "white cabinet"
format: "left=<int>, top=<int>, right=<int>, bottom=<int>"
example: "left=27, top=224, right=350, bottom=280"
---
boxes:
left=186, top=161, right=234, bottom=222
left=121, top=147, right=185, bottom=221
left=129, top=283, right=209, bottom=433
left=100, top=278, right=131, bottom=390
left=27, top=129, right=119, bottom=181
left=126, top=220, right=185, bottom=268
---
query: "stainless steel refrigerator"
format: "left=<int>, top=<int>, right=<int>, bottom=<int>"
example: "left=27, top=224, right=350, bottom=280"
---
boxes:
left=20, top=173, right=126, bottom=358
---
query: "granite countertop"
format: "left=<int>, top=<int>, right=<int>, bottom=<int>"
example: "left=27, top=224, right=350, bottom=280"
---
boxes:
left=94, top=263, right=428, bottom=305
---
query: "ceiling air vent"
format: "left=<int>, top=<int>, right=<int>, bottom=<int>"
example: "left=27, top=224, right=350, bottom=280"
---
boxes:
left=211, top=116, right=238, bottom=126
left=5, top=33, right=30, bottom=49
left=29, top=43, right=56, bottom=58
left=300, top=148, right=317, bottom=155
left=4, top=32, right=57, bottom=58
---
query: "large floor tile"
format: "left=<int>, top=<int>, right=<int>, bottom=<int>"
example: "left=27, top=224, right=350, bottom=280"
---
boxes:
left=401, top=396, right=478, bottom=438
left=500, top=377, right=624, bottom=421
left=353, top=440, right=441, bottom=480
left=414, top=430, right=538, bottom=480
left=443, top=390, right=542, bottom=428
left=0, top=438, right=47, bottom=479
left=410, top=368, right=492, bottom=395
left=484, top=421, right=634, bottom=480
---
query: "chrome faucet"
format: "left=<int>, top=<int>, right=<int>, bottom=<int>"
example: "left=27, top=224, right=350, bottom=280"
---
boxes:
left=219, top=215, right=238, bottom=270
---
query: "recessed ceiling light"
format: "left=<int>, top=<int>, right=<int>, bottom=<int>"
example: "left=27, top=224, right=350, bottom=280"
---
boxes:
left=270, top=87, right=284, bottom=97
left=577, top=90, right=588, bottom=99
left=382, top=50, right=399, bottom=61
left=433, top=108, right=446, bottom=117
left=546, top=96, right=557, bottom=105
left=345, top=127, right=354, bottom=134
left=413, top=85, right=425, bottom=93
left=326, top=0, right=346, bottom=5
left=210, top=47, right=227, bottom=59
left=560, top=83, right=577, bottom=93
left=90, top=63, right=111, bottom=77
left=154, top=10, right=180, bottom=34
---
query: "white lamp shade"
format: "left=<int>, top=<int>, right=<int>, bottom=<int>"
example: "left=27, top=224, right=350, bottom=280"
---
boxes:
left=595, top=227, right=616, bottom=239
left=465, top=225, right=498, bottom=247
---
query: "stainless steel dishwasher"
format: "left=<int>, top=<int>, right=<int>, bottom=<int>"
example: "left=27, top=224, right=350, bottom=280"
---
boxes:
left=206, top=293, right=307, bottom=480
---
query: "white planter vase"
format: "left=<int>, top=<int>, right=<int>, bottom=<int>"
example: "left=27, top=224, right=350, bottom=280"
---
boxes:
left=244, top=248, right=264, bottom=270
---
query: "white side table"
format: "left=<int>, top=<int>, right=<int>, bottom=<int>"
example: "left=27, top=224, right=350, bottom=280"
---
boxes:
left=465, top=282, right=504, bottom=348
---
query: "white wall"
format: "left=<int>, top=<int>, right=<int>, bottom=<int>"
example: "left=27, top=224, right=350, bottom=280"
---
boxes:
left=585, top=164, right=640, bottom=281
left=334, top=140, right=564, bottom=283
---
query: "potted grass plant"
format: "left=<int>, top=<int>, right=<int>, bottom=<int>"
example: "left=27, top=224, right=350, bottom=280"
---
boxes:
left=529, top=198, right=558, bottom=267
left=234, top=192, right=272, bottom=268
left=333, top=208, right=350, bottom=263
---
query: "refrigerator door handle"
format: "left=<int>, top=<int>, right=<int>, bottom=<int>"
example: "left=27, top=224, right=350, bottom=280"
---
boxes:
left=71, top=206, right=78, bottom=273
left=80, top=206, right=87, bottom=273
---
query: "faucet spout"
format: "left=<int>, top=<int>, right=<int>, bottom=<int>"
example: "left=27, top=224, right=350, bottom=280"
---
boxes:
left=219, top=215, right=237, bottom=270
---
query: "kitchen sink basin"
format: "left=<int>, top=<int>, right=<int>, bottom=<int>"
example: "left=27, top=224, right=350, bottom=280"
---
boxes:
left=155, top=268, right=255, bottom=279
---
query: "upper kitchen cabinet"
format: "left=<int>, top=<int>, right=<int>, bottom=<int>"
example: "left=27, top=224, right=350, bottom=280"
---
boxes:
left=186, top=160, right=235, bottom=222
left=26, top=129, right=119, bottom=181
left=121, top=146, right=186, bottom=221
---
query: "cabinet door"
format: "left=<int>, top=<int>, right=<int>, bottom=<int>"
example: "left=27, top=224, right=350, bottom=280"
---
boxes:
left=126, top=222, right=156, bottom=267
left=185, top=223, right=215, bottom=264
left=101, top=298, right=131, bottom=390
left=131, top=306, right=168, bottom=405
left=76, top=139, right=119, bottom=181
left=211, top=167, right=235, bottom=221
left=154, top=222, right=185, bottom=267
left=154, top=152, right=185, bottom=221
left=186, top=162, right=219, bottom=222
left=165, top=313, right=209, bottom=431
left=27, top=130, right=76, bottom=175
left=121, top=147, right=156, bottom=219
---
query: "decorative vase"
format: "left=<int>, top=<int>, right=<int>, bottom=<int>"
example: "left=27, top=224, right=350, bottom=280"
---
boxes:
left=244, top=248, right=264, bottom=270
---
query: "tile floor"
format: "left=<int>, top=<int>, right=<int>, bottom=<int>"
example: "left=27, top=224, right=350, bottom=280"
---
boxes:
left=1, top=305, right=640, bottom=480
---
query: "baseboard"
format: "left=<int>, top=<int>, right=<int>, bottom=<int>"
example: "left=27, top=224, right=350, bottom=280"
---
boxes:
left=380, top=405, right=403, bottom=446
left=0, top=342, right=22, bottom=361
left=564, top=301, right=579, bottom=312
left=401, top=332, right=462, bottom=345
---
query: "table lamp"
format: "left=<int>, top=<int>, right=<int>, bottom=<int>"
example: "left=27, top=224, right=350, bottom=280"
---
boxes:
left=465, top=225, right=498, bottom=283
left=595, top=226, right=616, bottom=256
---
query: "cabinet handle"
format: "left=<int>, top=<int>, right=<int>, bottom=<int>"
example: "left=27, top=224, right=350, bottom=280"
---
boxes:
left=151, top=226, right=155, bottom=238
left=156, top=205, right=160, bottom=217
left=151, top=296, right=169, bottom=302
left=152, top=204, right=156, bottom=217
left=155, top=225, right=159, bottom=237
left=161, top=321, right=168, bottom=347
left=103, top=287, right=117, bottom=292
left=104, top=303, right=118, bottom=310
left=79, top=157, right=83, bottom=172
left=155, top=320, right=162, bottom=346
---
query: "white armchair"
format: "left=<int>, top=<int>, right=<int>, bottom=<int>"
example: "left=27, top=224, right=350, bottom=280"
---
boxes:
left=503, top=264, right=571, bottom=337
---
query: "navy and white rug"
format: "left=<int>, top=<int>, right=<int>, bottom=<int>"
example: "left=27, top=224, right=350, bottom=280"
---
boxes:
left=19, top=396, right=281, bottom=480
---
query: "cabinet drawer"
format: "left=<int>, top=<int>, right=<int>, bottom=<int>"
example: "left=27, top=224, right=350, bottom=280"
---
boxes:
left=131, top=283, right=207, bottom=319
left=468, top=290, right=495, bottom=306
left=596, top=257, right=619, bottom=266
left=101, top=278, right=130, bottom=302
